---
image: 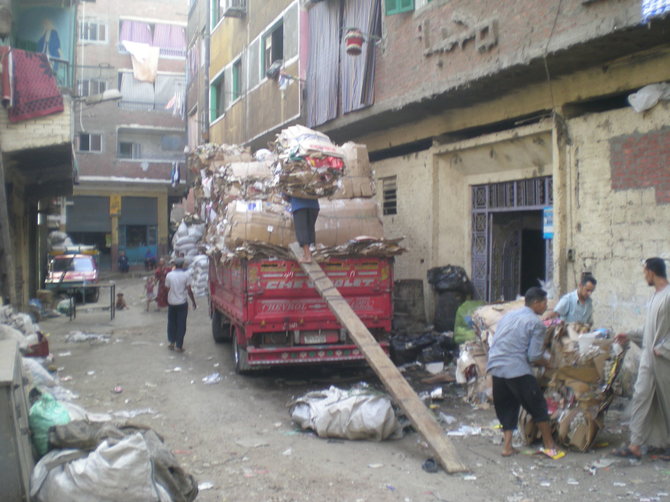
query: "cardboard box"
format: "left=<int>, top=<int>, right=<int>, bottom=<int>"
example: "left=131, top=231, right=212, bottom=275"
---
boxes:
left=341, top=142, right=371, bottom=178
left=223, top=200, right=294, bottom=248
left=332, top=176, right=376, bottom=199
left=331, top=143, right=376, bottom=199
left=316, top=198, right=383, bottom=246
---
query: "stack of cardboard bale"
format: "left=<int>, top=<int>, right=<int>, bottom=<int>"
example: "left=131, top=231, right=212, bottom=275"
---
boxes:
left=316, top=142, right=384, bottom=249
left=459, top=300, right=623, bottom=451
left=186, top=126, right=402, bottom=261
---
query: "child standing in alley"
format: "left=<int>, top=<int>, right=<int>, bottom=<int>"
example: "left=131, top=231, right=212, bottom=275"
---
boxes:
left=145, top=275, right=156, bottom=311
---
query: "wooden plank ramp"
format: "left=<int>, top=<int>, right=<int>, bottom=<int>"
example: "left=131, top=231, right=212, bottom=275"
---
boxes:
left=289, top=243, right=467, bottom=474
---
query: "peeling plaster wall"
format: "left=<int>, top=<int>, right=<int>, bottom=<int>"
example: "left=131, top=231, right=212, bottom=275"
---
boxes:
left=373, top=149, right=434, bottom=318
left=567, top=102, right=670, bottom=332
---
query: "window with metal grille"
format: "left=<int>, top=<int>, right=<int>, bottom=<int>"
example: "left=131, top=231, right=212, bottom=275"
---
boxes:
left=78, top=133, right=102, bottom=152
left=381, top=176, right=397, bottom=215
left=78, top=79, right=107, bottom=97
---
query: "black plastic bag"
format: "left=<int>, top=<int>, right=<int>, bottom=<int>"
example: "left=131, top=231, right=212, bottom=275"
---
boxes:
left=427, top=265, right=472, bottom=293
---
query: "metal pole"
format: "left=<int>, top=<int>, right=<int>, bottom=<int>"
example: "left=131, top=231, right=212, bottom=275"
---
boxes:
left=0, top=156, right=17, bottom=306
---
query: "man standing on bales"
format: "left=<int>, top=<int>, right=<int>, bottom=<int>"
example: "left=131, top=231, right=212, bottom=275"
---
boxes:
left=613, top=257, right=670, bottom=460
left=486, top=287, right=565, bottom=459
left=165, top=258, right=197, bottom=352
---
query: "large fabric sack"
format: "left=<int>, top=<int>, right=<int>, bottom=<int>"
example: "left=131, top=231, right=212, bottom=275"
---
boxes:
left=31, top=422, right=198, bottom=502
left=289, top=386, right=402, bottom=441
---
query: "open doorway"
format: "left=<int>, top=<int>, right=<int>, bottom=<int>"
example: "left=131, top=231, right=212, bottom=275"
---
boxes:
left=489, top=212, right=544, bottom=301
left=471, top=177, right=552, bottom=302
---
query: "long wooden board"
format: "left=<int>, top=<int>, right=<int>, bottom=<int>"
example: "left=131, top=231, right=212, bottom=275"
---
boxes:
left=289, top=243, right=467, bottom=473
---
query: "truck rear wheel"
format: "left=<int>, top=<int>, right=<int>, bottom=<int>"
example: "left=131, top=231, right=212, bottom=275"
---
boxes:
left=233, top=327, right=251, bottom=374
left=211, top=310, right=231, bottom=343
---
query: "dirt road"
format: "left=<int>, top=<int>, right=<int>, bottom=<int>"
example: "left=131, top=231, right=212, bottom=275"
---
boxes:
left=39, top=275, right=670, bottom=502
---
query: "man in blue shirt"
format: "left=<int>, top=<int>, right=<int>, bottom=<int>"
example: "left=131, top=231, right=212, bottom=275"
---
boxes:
left=548, top=274, right=597, bottom=325
left=487, top=287, right=564, bottom=459
left=289, top=196, right=319, bottom=263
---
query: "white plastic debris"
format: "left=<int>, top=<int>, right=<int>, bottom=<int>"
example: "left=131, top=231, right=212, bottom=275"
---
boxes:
left=202, top=372, right=222, bottom=385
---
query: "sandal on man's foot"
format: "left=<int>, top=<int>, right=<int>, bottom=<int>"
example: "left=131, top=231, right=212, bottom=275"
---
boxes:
left=168, top=343, right=175, bottom=351
left=611, top=446, right=641, bottom=460
left=537, top=447, right=566, bottom=460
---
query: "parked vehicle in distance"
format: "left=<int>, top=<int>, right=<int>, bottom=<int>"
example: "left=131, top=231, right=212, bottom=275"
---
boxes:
left=44, top=247, right=100, bottom=303
left=209, top=256, right=393, bottom=373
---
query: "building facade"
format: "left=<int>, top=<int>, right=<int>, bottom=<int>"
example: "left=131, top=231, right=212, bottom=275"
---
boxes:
left=72, top=0, right=188, bottom=270
left=0, top=0, right=77, bottom=308
left=203, top=0, right=670, bottom=330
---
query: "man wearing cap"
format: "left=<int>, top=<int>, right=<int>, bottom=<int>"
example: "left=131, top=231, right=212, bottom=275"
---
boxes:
left=165, top=258, right=197, bottom=352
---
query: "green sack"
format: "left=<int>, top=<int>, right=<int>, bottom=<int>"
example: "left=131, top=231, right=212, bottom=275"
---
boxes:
left=29, top=392, right=71, bottom=457
left=454, top=300, right=485, bottom=344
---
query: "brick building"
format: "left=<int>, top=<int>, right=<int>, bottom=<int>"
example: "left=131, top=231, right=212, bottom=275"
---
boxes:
left=71, top=0, right=188, bottom=270
left=198, top=0, right=670, bottom=329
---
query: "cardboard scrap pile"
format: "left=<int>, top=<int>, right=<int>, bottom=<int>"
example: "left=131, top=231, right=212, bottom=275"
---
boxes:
left=186, top=125, right=404, bottom=261
left=273, top=125, right=345, bottom=199
left=457, top=299, right=623, bottom=451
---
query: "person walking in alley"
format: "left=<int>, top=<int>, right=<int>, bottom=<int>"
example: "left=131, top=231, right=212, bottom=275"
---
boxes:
left=154, top=257, right=170, bottom=310
left=612, top=257, right=670, bottom=460
left=165, top=258, right=197, bottom=352
left=288, top=195, right=319, bottom=263
left=546, top=273, right=597, bottom=325
left=486, top=287, right=565, bottom=459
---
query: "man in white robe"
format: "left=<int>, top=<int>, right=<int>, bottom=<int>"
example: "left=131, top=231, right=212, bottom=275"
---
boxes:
left=613, top=257, right=670, bottom=459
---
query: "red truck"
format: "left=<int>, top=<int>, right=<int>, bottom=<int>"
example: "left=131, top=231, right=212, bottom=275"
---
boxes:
left=209, top=256, right=393, bottom=373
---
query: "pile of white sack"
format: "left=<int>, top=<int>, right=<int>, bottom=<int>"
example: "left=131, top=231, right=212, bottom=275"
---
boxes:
left=189, top=254, right=209, bottom=297
left=172, top=217, right=209, bottom=297
left=172, top=218, right=206, bottom=262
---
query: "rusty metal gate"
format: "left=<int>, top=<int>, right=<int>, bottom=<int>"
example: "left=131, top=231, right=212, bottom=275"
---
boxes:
left=471, top=176, right=553, bottom=302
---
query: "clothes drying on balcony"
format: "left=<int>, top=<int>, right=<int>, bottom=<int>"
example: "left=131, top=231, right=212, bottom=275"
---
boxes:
left=0, top=47, right=63, bottom=123
left=122, top=41, right=159, bottom=83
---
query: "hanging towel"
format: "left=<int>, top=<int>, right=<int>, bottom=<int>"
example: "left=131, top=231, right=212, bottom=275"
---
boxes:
left=8, top=49, right=63, bottom=123
left=122, top=41, right=160, bottom=83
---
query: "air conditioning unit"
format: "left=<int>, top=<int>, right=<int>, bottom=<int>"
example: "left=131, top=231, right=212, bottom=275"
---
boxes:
left=222, top=0, right=246, bottom=18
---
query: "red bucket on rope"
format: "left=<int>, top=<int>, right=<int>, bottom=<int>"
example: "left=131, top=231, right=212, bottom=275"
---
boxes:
left=344, top=28, right=365, bottom=56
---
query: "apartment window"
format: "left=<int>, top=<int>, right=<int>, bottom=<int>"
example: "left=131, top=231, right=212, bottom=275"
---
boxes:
left=80, top=20, right=107, bottom=42
left=385, top=0, right=414, bottom=15
left=211, top=0, right=222, bottom=28
left=118, top=141, right=142, bottom=159
left=262, top=21, right=283, bottom=74
left=210, top=74, right=226, bottom=122
left=78, top=79, right=107, bottom=97
left=381, top=176, right=397, bottom=215
left=232, top=58, right=242, bottom=101
left=78, top=133, right=102, bottom=152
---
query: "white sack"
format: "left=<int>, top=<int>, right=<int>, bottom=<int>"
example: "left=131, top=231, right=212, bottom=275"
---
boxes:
left=30, top=433, right=169, bottom=502
left=289, top=386, right=402, bottom=441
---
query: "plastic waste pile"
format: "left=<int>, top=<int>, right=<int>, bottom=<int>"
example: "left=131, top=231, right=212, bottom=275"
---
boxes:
left=272, top=125, right=345, bottom=198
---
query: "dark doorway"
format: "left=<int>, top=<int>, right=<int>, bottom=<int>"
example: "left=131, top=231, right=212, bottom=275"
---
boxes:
left=520, top=229, right=545, bottom=294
